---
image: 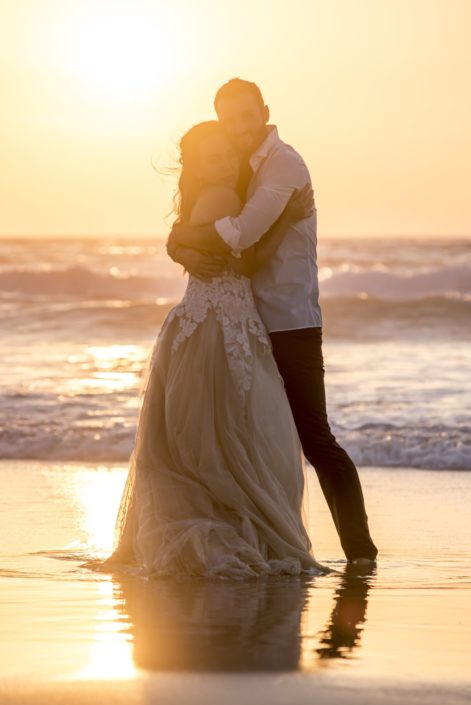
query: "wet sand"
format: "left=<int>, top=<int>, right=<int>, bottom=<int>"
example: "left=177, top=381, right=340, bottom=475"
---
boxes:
left=0, top=461, right=470, bottom=704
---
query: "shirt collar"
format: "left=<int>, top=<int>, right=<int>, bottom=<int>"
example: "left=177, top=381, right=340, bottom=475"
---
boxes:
left=249, top=125, right=279, bottom=172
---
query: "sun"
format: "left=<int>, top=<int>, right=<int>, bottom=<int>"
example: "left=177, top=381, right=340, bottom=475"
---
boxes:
left=60, top=4, right=178, bottom=103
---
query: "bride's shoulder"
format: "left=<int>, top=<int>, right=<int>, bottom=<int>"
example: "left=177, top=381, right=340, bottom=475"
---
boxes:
left=189, top=185, right=242, bottom=225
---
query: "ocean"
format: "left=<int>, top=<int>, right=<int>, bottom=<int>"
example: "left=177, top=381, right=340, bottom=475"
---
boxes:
left=1, top=235, right=470, bottom=470
left=1, top=236, right=471, bottom=696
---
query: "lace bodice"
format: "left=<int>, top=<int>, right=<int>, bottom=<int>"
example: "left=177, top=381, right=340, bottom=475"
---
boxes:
left=159, top=272, right=271, bottom=394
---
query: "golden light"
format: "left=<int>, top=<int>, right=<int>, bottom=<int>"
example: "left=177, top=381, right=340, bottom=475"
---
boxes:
left=73, top=466, right=128, bottom=553
left=59, top=3, right=179, bottom=103
left=74, top=579, right=136, bottom=681
left=65, top=344, right=144, bottom=396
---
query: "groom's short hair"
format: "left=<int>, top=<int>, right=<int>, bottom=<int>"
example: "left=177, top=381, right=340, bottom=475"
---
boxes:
left=214, top=78, right=265, bottom=112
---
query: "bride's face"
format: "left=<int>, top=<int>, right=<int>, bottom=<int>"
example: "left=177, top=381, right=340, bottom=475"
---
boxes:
left=196, top=133, right=239, bottom=189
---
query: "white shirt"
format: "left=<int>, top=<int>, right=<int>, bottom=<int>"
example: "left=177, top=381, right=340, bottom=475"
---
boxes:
left=215, top=126, right=322, bottom=333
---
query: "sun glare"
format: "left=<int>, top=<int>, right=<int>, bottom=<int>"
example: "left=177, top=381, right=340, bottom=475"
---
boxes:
left=75, top=580, right=136, bottom=681
left=75, top=467, right=128, bottom=553
left=60, top=4, right=178, bottom=103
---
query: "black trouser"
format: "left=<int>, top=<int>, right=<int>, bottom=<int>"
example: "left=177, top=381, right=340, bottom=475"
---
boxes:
left=269, top=327, right=378, bottom=561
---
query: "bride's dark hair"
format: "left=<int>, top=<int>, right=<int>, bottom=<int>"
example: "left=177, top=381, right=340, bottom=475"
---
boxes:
left=174, top=120, right=226, bottom=224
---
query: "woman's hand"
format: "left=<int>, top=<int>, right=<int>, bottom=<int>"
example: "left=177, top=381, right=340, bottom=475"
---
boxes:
left=283, top=184, right=315, bottom=223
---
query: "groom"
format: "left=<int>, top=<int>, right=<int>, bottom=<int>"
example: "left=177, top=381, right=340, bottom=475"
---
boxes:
left=167, top=78, right=378, bottom=564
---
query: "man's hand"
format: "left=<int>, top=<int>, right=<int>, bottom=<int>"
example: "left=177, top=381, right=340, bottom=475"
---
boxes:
left=167, top=219, right=231, bottom=257
left=166, top=224, right=183, bottom=262
left=284, top=184, right=315, bottom=223
left=174, top=246, right=227, bottom=282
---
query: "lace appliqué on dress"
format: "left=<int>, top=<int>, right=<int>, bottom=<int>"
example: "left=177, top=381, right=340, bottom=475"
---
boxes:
left=161, top=273, right=271, bottom=394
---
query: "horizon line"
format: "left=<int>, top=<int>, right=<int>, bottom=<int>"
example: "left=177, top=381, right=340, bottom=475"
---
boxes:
left=1, top=233, right=470, bottom=240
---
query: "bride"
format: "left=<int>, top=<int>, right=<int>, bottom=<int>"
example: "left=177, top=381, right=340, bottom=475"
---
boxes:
left=94, top=121, right=328, bottom=579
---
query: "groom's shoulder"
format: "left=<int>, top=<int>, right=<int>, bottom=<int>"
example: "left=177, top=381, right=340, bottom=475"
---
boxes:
left=267, top=137, right=311, bottom=180
left=269, top=134, right=309, bottom=168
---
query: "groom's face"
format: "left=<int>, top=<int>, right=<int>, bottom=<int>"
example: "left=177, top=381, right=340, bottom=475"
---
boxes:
left=215, top=92, right=269, bottom=156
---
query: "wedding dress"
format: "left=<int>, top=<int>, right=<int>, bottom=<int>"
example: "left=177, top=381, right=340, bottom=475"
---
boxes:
left=102, top=270, right=327, bottom=579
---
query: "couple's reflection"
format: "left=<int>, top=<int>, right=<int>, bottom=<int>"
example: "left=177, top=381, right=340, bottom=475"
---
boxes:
left=315, top=565, right=370, bottom=661
left=111, top=565, right=372, bottom=672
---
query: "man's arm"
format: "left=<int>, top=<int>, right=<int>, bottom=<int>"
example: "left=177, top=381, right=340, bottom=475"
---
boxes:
left=167, top=222, right=231, bottom=258
left=166, top=180, right=295, bottom=256
left=166, top=218, right=227, bottom=279
left=216, top=153, right=310, bottom=252
left=166, top=183, right=242, bottom=257
left=165, top=185, right=243, bottom=279
left=253, top=184, right=314, bottom=268
left=166, top=243, right=228, bottom=282
left=227, top=183, right=315, bottom=278
left=168, top=151, right=308, bottom=255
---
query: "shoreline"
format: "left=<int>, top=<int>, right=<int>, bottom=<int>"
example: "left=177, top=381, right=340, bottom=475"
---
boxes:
left=0, top=672, right=469, bottom=705
left=1, top=458, right=470, bottom=471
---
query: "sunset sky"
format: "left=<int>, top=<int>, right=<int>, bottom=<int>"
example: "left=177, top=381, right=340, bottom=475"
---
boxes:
left=1, top=0, right=470, bottom=238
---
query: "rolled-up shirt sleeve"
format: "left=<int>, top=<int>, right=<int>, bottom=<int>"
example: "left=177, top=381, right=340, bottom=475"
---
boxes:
left=215, top=153, right=307, bottom=252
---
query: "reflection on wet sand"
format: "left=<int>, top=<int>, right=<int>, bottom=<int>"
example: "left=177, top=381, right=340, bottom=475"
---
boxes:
left=110, top=567, right=371, bottom=673
left=315, top=565, right=371, bottom=661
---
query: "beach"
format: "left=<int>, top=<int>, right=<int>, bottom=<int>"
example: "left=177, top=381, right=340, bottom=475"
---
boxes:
left=1, top=235, right=470, bottom=702
left=2, top=0, right=471, bottom=696
left=0, top=461, right=470, bottom=704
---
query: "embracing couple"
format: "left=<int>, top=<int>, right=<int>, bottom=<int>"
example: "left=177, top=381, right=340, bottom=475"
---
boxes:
left=99, top=78, right=378, bottom=579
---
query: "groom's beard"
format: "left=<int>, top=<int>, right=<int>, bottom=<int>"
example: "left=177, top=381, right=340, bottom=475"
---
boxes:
left=236, top=157, right=253, bottom=200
